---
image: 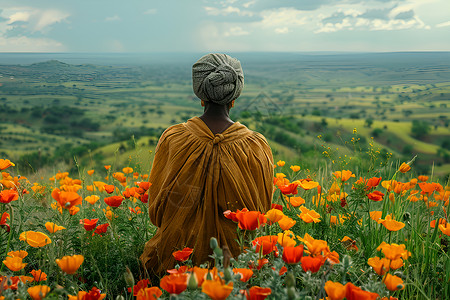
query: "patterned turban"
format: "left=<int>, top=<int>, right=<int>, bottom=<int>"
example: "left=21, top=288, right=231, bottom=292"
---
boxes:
left=192, top=53, right=244, bottom=105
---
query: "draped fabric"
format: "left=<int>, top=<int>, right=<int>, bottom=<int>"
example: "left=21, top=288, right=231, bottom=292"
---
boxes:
left=140, top=117, right=273, bottom=276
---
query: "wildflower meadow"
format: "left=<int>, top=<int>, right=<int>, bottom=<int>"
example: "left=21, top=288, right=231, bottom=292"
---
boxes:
left=0, top=132, right=449, bottom=300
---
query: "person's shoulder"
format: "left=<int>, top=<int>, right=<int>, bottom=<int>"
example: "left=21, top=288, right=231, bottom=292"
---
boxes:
left=157, top=122, right=188, bottom=144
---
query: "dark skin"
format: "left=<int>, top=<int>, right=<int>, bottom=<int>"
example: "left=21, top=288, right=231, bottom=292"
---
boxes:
left=199, top=100, right=235, bottom=135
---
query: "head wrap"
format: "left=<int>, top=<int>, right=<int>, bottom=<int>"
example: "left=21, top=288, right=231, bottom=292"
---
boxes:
left=192, top=53, right=244, bottom=105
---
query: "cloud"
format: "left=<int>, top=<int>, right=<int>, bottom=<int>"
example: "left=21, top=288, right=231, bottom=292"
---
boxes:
left=204, top=5, right=253, bottom=17
left=34, top=10, right=69, bottom=32
left=7, top=11, right=31, bottom=24
left=0, top=35, right=66, bottom=52
left=105, top=15, right=121, bottom=22
left=224, top=26, right=249, bottom=36
left=275, top=27, right=289, bottom=34
left=260, top=8, right=308, bottom=28
left=1, top=8, right=69, bottom=34
left=436, top=20, right=450, bottom=28
left=143, top=8, right=157, bottom=15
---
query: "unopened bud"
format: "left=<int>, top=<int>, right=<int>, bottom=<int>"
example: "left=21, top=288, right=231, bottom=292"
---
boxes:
left=210, top=237, right=218, bottom=250
left=188, top=273, right=198, bottom=289
left=287, top=287, right=297, bottom=300
left=224, top=267, right=233, bottom=282
left=213, top=247, right=223, bottom=257
left=285, top=272, right=295, bottom=288
left=124, top=266, right=135, bottom=288
left=116, top=296, right=125, bottom=300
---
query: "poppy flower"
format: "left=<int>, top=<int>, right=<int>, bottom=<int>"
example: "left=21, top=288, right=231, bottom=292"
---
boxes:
left=246, top=286, right=272, bottom=300
left=123, top=167, right=133, bottom=174
left=0, top=159, right=15, bottom=170
left=418, top=175, right=428, bottom=182
left=380, top=215, right=405, bottom=232
left=137, top=181, right=152, bottom=191
left=369, top=211, right=382, bottom=222
left=366, top=177, right=382, bottom=190
left=282, top=245, right=304, bottom=264
left=367, top=191, right=384, bottom=201
left=367, top=257, right=390, bottom=275
left=333, top=170, right=355, bottom=182
left=202, top=279, right=234, bottom=300
left=398, top=162, right=411, bottom=173
left=265, top=208, right=285, bottom=223
left=324, top=281, right=346, bottom=300
left=51, top=188, right=82, bottom=209
left=278, top=216, right=296, bottom=230
left=345, top=282, right=379, bottom=300
left=7, top=250, right=28, bottom=258
left=136, top=287, right=163, bottom=300
left=93, top=223, right=109, bottom=236
left=278, top=266, right=287, bottom=275
left=28, top=285, right=51, bottom=300
left=383, top=274, right=404, bottom=291
left=56, top=254, right=84, bottom=274
left=113, top=172, right=127, bottom=183
left=233, top=268, right=253, bottom=282
left=288, top=196, right=305, bottom=207
left=172, top=247, right=193, bottom=262
left=45, top=222, right=66, bottom=233
left=298, top=180, right=319, bottom=190
left=82, top=218, right=99, bottom=231
left=279, top=183, right=299, bottom=195
left=235, top=209, right=267, bottom=230
left=129, top=278, right=150, bottom=295
left=252, top=236, right=278, bottom=255
left=104, top=195, right=124, bottom=207
left=3, top=256, right=27, bottom=271
left=301, top=255, right=324, bottom=273
left=298, top=206, right=321, bottom=223
left=85, top=195, right=100, bottom=205
left=277, top=160, right=285, bottom=167
left=0, top=189, right=19, bottom=204
left=1, top=211, right=10, bottom=232
left=290, top=165, right=300, bottom=172
left=104, top=165, right=111, bottom=170
left=104, top=184, right=115, bottom=194
left=340, top=236, right=358, bottom=251
left=277, top=231, right=296, bottom=248
left=439, top=223, right=450, bottom=236
left=87, top=170, right=95, bottom=175
left=30, top=269, right=47, bottom=282
left=377, top=242, right=411, bottom=261
left=160, top=273, right=189, bottom=294
left=19, top=231, right=52, bottom=248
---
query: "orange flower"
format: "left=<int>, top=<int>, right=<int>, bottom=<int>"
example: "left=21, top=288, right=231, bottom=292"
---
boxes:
left=277, top=160, right=285, bottom=167
left=104, top=165, right=111, bottom=170
left=333, top=170, right=355, bottom=182
left=45, top=222, right=66, bottom=233
left=265, top=208, right=285, bottom=222
left=123, top=167, right=134, bottom=174
left=418, top=175, right=428, bottom=182
left=369, top=211, right=382, bottom=222
left=137, top=181, right=152, bottom=191
left=19, top=231, right=52, bottom=248
left=377, top=242, right=411, bottom=261
left=439, top=223, right=450, bottom=236
left=93, top=223, right=109, bottom=236
left=380, top=214, right=405, bottom=232
left=298, top=206, right=321, bottom=223
left=104, top=195, right=124, bottom=207
left=252, top=235, right=278, bottom=255
left=235, top=209, right=267, bottom=230
left=0, top=189, right=19, bottom=204
left=0, top=159, right=15, bottom=170
left=300, top=255, right=324, bottom=273
left=85, top=195, right=100, bottom=204
left=233, top=268, right=253, bottom=282
left=82, top=218, right=99, bottom=231
left=247, top=286, right=272, bottom=300
left=288, top=196, right=305, bottom=207
left=279, top=183, right=299, bottom=195
left=297, top=180, right=319, bottom=190
left=3, top=256, right=27, bottom=271
left=30, top=269, right=47, bottom=282
left=278, top=216, right=296, bottom=230
left=345, top=282, right=379, bottom=300
left=28, top=285, right=51, bottom=300
left=113, top=172, right=127, bottom=183
left=367, top=191, right=384, bottom=201
left=383, top=273, right=404, bottom=291
left=324, top=281, right=346, bottom=300
left=87, top=170, right=95, bottom=175
left=202, top=279, right=233, bottom=300
left=136, top=287, right=163, bottom=300
left=398, top=162, right=411, bottom=173
left=7, top=250, right=28, bottom=258
left=340, top=236, right=358, bottom=251
left=104, top=184, right=115, bottom=194
left=68, top=287, right=106, bottom=300
left=56, top=254, right=84, bottom=274
left=419, top=182, right=437, bottom=196
left=51, top=188, right=82, bottom=209
left=282, top=245, right=304, bottom=264
left=172, top=247, right=193, bottom=262
left=277, top=231, right=296, bottom=248
left=290, top=165, right=300, bottom=172
left=160, top=273, right=188, bottom=294
left=367, top=257, right=390, bottom=275
left=366, top=177, right=382, bottom=189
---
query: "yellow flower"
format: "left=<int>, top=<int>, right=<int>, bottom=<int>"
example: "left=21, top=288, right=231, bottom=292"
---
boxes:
left=19, top=231, right=52, bottom=248
left=56, top=254, right=84, bottom=274
left=379, top=214, right=405, bottom=232
left=278, top=216, right=296, bottom=230
left=85, top=195, right=100, bottom=205
left=276, top=160, right=285, bottom=167
left=290, top=165, right=300, bottom=172
left=377, top=242, right=411, bottom=261
left=265, top=208, right=285, bottom=223
left=28, top=285, right=51, bottom=300
left=277, top=231, right=297, bottom=248
left=298, top=206, right=321, bottom=223
left=3, top=256, right=27, bottom=271
left=122, top=167, right=133, bottom=174
left=45, top=222, right=66, bottom=233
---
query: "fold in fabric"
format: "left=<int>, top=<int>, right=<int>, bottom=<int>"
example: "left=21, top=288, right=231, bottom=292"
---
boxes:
left=140, top=117, right=273, bottom=275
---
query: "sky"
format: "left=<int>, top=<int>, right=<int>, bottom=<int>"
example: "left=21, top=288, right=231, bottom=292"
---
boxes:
left=0, top=0, right=449, bottom=53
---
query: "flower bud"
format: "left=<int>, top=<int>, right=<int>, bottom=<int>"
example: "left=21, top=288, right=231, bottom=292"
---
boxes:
left=210, top=237, right=218, bottom=250
left=124, top=266, right=135, bottom=288
left=285, top=272, right=295, bottom=288
left=188, top=273, right=198, bottom=289
left=224, top=267, right=233, bottom=282
left=287, top=287, right=297, bottom=300
left=116, top=296, right=125, bottom=300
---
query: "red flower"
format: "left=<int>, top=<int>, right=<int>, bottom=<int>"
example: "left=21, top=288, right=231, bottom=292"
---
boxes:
left=224, top=210, right=238, bottom=222
left=0, top=189, right=19, bottom=204
left=235, top=209, right=267, bottom=231
left=246, top=286, right=272, bottom=300
left=172, top=247, right=193, bottom=262
left=104, top=195, right=124, bottom=208
left=139, top=193, right=148, bottom=203
left=104, top=184, right=115, bottom=194
left=271, top=203, right=283, bottom=211
left=51, top=188, right=82, bottom=209
left=282, top=245, right=304, bottom=264
left=1, top=212, right=10, bottom=232
left=301, top=255, right=325, bottom=273
left=279, top=183, right=299, bottom=195
left=160, top=273, right=188, bottom=294
left=93, top=223, right=109, bottom=236
left=137, top=182, right=152, bottom=191
left=278, top=266, right=287, bottom=275
left=83, top=287, right=105, bottom=300
left=345, top=282, right=379, bottom=300
left=129, top=279, right=150, bottom=296
left=367, top=191, right=385, bottom=201
left=82, top=218, right=99, bottom=231
left=366, top=177, right=382, bottom=190
left=252, top=236, right=278, bottom=255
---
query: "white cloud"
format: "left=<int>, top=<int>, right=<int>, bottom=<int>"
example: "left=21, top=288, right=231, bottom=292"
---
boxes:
left=0, top=35, right=66, bottom=52
left=204, top=6, right=253, bottom=17
left=8, top=11, right=31, bottom=24
left=243, top=1, right=256, bottom=8
left=260, top=8, right=308, bottom=28
left=143, top=9, right=157, bottom=15
left=34, top=10, right=69, bottom=32
left=105, top=15, right=121, bottom=22
left=224, top=26, right=249, bottom=36
left=436, top=20, right=450, bottom=28
left=275, top=27, right=289, bottom=34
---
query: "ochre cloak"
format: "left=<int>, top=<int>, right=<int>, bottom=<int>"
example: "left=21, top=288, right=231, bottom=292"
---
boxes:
left=140, top=117, right=273, bottom=275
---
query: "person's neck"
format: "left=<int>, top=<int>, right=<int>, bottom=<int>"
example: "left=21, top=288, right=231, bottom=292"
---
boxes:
left=200, top=102, right=232, bottom=121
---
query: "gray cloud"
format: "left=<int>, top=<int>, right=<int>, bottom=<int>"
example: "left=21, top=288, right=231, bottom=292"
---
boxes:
left=394, top=10, right=415, bottom=20
left=359, top=7, right=392, bottom=20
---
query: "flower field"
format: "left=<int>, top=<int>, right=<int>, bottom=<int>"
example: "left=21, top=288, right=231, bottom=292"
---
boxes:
left=0, top=137, right=449, bottom=299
